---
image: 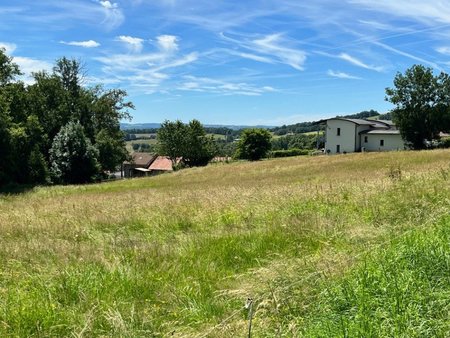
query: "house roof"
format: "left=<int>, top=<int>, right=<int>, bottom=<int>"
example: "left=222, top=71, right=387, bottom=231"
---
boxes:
left=361, top=129, right=401, bottom=135
left=342, top=118, right=378, bottom=125
left=148, top=156, right=174, bottom=171
left=377, top=120, right=395, bottom=126
left=322, top=117, right=397, bottom=128
left=128, top=152, right=156, bottom=167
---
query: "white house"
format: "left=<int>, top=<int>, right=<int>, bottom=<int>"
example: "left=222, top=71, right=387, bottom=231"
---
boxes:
left=324, top=118, right=405, bottom=154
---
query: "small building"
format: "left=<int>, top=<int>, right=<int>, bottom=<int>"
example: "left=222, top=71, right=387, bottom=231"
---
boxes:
left=148, top=156, right=180, bottom=175
left=323, top=118, right=405, bottom=154
left=123, top=152, right=156, bottom=178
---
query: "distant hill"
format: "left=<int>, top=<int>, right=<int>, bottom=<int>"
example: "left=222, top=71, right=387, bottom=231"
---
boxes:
left=120, top=123, right=276, bottom=132
left=121, top=111, right=392, bottom=135
left=120, top=123, right=161, bottom=130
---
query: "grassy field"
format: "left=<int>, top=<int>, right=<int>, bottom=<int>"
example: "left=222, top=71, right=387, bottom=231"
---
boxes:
left=125, top=139, right=157, bottom=153
left=0, top=150, right=449, bottom=337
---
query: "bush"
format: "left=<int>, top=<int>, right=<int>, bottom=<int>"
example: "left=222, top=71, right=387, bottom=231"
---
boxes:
left=50, top=121, right=100, bottom=184
left=438, top=137, right=450, bottom=148
left=235, top=128, right=272, bottom=161
left=270, top=148, right=310, bottom=158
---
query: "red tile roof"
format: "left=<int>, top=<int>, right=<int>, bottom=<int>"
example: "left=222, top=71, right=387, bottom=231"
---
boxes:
left=148, top=156, right=174, bottom=171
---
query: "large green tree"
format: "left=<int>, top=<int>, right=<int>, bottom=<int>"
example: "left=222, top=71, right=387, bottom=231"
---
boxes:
left=183, top=120, right=216, bottom=166
left=235, top=128, right=272, bottom=161
left=0, top=48, right=21, bottom=185
left=157, top=119, right=216, bottom=166
left=0, top=48, right=133, bottom=187
left=386, top=65, right=450, bottom=149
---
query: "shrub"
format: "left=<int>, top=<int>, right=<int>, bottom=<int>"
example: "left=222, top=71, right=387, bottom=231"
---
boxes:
left=438, top=137, right=450, bottom=148
left=235, top=128, right=272, bottom=161
left=49, top=121, right=100, bottom=184
left=270, top=148, right=310, bottom=158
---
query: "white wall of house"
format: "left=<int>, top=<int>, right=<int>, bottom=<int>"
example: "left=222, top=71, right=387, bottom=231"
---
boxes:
left=361, top=134, right=405, bottom=152
left=325, top=119, right=356, bottom=154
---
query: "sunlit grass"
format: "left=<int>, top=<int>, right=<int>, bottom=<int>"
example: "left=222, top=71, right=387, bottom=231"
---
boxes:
left=0, top=150, right=449, bottom=337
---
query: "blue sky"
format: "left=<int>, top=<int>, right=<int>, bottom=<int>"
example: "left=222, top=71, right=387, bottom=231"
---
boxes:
left=1, top=1, right=450, bottom=125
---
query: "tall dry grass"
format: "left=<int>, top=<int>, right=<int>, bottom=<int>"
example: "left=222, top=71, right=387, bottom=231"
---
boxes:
left=0, top=150, right=449, bottom=337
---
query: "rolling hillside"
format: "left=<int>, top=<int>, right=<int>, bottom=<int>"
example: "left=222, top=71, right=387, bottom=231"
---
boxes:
left=0, top=150, right=449, bottom=337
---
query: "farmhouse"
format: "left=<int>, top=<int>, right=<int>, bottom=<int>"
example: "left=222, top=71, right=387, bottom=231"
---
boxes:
left=324, top=118, right=405, bottom=154
left=122, top=153, right=180, bottom=178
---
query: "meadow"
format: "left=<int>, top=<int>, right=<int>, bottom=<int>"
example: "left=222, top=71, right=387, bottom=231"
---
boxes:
left=0, top=150, right=449, bottom=337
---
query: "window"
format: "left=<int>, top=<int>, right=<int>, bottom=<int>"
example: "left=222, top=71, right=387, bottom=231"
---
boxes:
left=380, top=139, right=384, bottom=146
left=337, top=128, right=341, bottom=136
left=364, top=136, right=368, bottom=143
left=336, top=145, right=340, bottom=153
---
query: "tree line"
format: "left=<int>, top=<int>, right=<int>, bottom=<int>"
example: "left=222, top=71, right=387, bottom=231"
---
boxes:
left=0, top=49, right=132, bottom=187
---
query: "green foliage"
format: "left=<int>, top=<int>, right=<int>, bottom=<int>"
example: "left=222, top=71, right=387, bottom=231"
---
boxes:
left=386, top=64, right=450, bottom=149
left=49, top=122, right=100, bottom=184
left=438, top=137, right=450, bottom=148
left=95, top=129, right=128, bottom=172
left=0, top=47, right=21, bottom=85
left=235, top=128, right=272, bottom=160
left=183, top=119, right=217, bottom=166
left=157, top=120, right=187, bottom=161
left=271, top=133, right=322, bottom=151
left=215, top=140, right=237, bottom=157
left=301, top=217, right=450, bottom=337
left=271, top=148, right=310, bottom=157
left=157, top=119, right=216, bottom=166
left=27, top=146, right=49, bottom=184
left=337, top=109, right=380, bottom=120
left=0, top=48, right=133, bottom=187
left=0, top=108, right=12, bottom=185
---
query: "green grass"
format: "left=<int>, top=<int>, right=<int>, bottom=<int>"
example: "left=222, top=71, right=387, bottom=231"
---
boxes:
left=0, top=150, right=449, bottom=337
left=299, top=216, right=450, bottom=337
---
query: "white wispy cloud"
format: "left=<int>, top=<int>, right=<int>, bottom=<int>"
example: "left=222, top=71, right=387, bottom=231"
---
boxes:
left=60, top=40, right=100, bottom=48
left=237, top=52, right=275, bottom=64
left=99, top=1, right=118, bottom=9
left=98, top=0, right=124, bottom=30
left=178, top=75, right=277, bottom=96
left=156, top=35, right=178, bottom=52
left=338, top=53, right=384, bottom=72
left=357, top=20, right=396, bottom=31
left=0, top=42, right=51, bottom=84
left=13, top=56, right=52, bottom=84
left=0, top=2, right=124, bottom=31
left=436, top=46, right=450, bottom=55
left=348, top=0, right=450, bottom=25
left=116, top=35, right=144, bottom=53
left=95, top=34, right=200, bottom=94
left=317, top=51, right=384, bottom=72
left=152, top=52, right=198, bottom=71
left=14, top=57, right=52, bottom=74
left=372, top=41, right=441, bottom=70
left=253, top=34, right=307, bottom=70
left=327, top=70, right=362, bottom=79
left=0, top=42, right=17, bottom=54
left=220, top=33, right=307, bottom=71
